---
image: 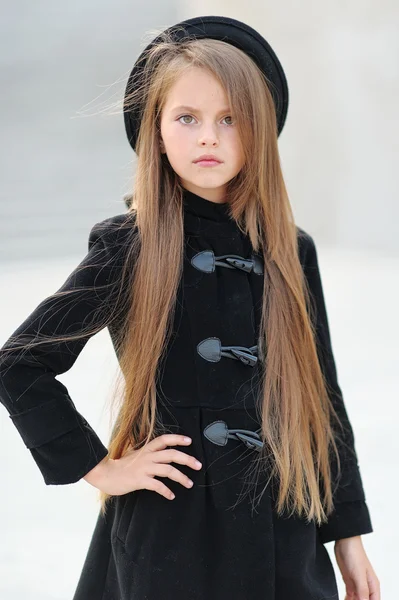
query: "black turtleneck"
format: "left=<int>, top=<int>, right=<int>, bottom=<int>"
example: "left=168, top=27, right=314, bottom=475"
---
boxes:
left=182, top=188, right=232, bottom=223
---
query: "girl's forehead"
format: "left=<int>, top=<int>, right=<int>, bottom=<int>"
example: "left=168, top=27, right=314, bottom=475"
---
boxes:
left=163, top=69, right=229, bottom=108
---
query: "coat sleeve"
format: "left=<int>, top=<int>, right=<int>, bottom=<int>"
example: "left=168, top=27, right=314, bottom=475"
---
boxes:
left=300, top=230, right=373, bottom=543
left=0, top=215, right=133, bottom=486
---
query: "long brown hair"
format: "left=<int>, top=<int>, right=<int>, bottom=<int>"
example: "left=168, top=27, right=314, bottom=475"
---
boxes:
left=3, top=28, right=343, bottom=525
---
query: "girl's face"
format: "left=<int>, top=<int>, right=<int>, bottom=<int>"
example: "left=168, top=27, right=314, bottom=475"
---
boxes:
left=159, top=66, right=245, bottom=203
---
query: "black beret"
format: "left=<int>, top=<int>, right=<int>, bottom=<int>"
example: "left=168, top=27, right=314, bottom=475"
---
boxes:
left=124, top=15, right=289, bottom=151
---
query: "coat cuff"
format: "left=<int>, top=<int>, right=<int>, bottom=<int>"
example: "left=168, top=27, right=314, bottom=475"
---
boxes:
left=317, top=500, right=373, bottom=544
left=30, top=429, right=109, bottom=485
left=9, top=399, right=109, bottom=485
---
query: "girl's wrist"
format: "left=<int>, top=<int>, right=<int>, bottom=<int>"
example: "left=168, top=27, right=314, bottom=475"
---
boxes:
left=334, top=535, right=362, bottom=547
left=83, top=455, right=110, bottom=487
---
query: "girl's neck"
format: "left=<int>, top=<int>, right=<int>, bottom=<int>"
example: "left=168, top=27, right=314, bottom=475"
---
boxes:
left=181, top=184, right=227, bottom=205
left=182, top=188, right=232, bottom=223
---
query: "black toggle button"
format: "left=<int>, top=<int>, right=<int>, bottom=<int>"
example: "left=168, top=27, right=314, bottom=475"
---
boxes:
left=203, top=420, right=264, bottom=452
left=191, top=250, right=263, bottom=274
left=197, top=337, right=258, bottom=367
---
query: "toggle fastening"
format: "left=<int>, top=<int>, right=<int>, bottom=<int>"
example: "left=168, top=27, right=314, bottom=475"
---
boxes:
left=203, top=420, right=264, bottom=452
left=197, top=337, right=258, bottom=367
left=191, top=250, right=263, bottom=275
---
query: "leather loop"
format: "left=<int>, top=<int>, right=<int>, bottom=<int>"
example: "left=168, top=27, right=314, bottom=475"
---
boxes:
left=204, top=420, right=264, bottom=452
left=197, top=337, right=258, bottom=367
left=191, top=250, right=263, bottom=274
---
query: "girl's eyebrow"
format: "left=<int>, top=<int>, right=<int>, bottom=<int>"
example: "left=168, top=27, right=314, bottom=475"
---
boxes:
left=170, top=104, right=231, bottom=114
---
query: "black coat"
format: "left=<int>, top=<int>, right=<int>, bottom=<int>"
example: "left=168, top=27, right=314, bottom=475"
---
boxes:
left=0, top=189, right=373, bottom=600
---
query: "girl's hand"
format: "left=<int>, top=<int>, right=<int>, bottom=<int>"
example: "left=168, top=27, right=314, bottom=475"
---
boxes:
left=83, top=434, right=202, bottom=499
left=334, top=536, right=380, bottom=600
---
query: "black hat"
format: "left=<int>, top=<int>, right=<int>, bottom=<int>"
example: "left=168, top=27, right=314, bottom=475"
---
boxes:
left=123, top=15, right=289, bottom=152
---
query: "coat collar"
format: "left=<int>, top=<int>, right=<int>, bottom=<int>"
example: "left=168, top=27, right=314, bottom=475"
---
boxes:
left=182, top=189, right=232, bottom=223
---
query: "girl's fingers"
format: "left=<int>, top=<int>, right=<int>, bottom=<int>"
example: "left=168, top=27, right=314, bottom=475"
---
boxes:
left=143, top=477, right=176, bottom=500
left=154, top=448, right=202, bottom=471
left=123, top=435, right=202, bottom=500
left=148, top=433, right=192, bottom=451
left=151, top=462, right=194, bottom=489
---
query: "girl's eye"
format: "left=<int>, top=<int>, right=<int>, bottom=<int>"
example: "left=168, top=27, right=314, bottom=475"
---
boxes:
left=178, top=115, right=234, bottom=125
left=179, top=115, right=195, bottom=124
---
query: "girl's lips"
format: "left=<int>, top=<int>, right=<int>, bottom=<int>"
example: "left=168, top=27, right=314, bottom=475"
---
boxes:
left=194, top=160, right=222, bottom=167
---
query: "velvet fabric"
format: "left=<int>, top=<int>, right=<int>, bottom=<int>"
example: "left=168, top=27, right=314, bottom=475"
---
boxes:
left=0, top=189, right=373, bottom=599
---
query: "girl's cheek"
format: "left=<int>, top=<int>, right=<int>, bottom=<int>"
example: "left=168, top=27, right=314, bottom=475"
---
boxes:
left=174, top=126, right=191, bottom=141
left=223, top=131, right=241, bottom=152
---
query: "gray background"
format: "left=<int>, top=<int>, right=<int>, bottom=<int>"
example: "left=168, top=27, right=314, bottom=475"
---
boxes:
left=1, top=2, right=397, bottom=598
left=1, top=1, right=179, bottom=262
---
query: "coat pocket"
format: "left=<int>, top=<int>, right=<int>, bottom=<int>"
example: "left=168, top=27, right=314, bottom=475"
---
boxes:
left=113, top=491, right=139, bottom=546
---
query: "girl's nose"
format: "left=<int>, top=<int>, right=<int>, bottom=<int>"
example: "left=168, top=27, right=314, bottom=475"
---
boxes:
left=199, top=137, right=219, bottom=147
left=198, top=124, right=219, bottom=147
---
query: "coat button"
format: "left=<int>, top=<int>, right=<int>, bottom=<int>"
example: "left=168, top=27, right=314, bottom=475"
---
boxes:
left=203, top=420, right=264, bottom=451
left=191, top=250, right=263, bottom=274
left=197, top=337, right=259, bottom=367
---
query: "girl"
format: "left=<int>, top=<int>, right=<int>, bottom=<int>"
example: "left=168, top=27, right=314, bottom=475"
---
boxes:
left=0, top=15, right=379, bottom=600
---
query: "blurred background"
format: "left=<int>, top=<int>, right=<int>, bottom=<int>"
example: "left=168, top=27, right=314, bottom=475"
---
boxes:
left=1, top=1, right=397, bottom=598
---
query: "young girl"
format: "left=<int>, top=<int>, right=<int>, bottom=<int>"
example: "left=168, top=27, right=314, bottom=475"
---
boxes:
left=0, top=15, right=379, bottom=600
